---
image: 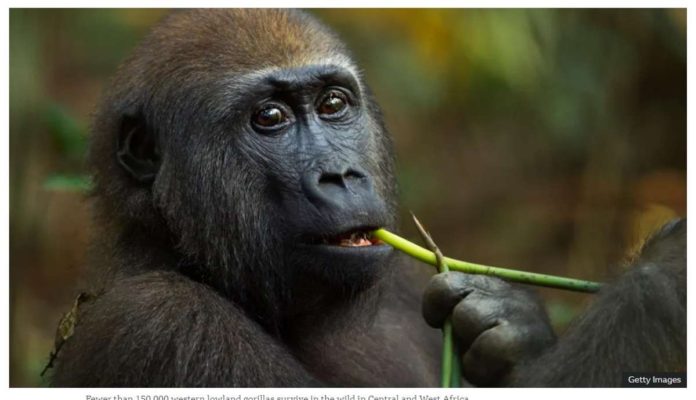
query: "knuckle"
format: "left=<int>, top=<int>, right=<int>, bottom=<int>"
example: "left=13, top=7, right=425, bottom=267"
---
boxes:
left=426, top=272, right=453, bottom=296
left=454, top=294, right=504, bottom=323
left=422, top=272, right=473, bottom=319
left=451, top=297, right=500, bottom=344
left=452, top=296, right=488, bottom=322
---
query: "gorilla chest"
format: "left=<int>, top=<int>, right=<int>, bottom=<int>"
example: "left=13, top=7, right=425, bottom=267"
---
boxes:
left=292, top=314, right=441, bottom=386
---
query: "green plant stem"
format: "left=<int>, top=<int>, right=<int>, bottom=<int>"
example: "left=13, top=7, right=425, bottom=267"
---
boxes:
left=441, top=320, right=454, bottom=388
left=450, top=342, right=461, bottom=387
left=373, top=228, right=601, bottom=293
left=410, top=215, right=461, bottom=388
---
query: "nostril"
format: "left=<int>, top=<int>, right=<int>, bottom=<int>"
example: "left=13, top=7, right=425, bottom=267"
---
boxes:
left=318, top=172, right=345, bottom=187
left=318, top=169, right=366, bottom=187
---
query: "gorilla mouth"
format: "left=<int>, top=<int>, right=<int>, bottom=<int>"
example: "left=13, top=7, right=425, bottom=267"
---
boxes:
left=304, top=228, right=384, bottom=248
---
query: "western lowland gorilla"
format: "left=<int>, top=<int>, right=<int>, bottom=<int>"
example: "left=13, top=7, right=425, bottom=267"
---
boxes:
left=49, top=9, right=686, bottom=387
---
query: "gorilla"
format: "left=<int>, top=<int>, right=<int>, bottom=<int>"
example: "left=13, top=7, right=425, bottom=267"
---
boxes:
left=49, top=9, right=686, bottom=387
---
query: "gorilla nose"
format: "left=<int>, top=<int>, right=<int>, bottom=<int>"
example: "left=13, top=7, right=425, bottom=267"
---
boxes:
left=302, top=167, right=375, bottom=209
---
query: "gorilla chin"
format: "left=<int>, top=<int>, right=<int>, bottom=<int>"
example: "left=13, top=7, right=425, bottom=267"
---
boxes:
left=292, top=220, right=394, bottom=291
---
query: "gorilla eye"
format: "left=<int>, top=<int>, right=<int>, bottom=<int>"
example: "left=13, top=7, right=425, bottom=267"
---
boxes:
left=252, top=104, right=289, bottom=131
left=317, top=90, right=349, bottom=117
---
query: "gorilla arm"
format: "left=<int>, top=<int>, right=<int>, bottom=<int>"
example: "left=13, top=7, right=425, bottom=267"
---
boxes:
left=512, top=219, right=686, bottom=387
left=50, top=270, right=319, bottom=387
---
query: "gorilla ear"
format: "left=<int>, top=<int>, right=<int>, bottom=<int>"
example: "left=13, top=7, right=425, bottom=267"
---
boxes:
left=117, top=114, right=161, bottom=183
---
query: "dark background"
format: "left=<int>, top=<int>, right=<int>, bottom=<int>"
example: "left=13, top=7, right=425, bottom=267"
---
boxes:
left=9, top=9, right=686, bottom=386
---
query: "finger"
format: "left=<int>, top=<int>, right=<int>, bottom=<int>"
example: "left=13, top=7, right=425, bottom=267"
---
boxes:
left=461, top=323, right=520, bottom=386
left=450, top=293, right=502, bottom=349
left=422, top=272, right=476, bottom=328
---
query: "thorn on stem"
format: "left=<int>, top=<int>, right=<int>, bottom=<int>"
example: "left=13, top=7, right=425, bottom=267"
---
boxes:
left=410, top=213, right=449, bottom=273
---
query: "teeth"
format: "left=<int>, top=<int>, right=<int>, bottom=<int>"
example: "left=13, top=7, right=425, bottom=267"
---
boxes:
left=338, top=234, right=372, bottom=247
left=311, top=230, right=377, bottom=247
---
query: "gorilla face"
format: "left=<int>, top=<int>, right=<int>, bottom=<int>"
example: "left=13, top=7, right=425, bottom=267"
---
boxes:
left=240, top=65, right=395, bottom=281
left=92, top=10, right=398, bottom=324
left=212, top=63, right=396, bottom=289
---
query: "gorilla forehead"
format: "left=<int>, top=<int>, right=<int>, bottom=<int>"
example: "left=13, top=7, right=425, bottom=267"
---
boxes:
left=133, top=9, right=355, bottom=78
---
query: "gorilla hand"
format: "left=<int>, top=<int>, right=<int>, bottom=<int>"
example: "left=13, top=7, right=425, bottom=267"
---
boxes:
left=422, top=272, right=555, bottom=386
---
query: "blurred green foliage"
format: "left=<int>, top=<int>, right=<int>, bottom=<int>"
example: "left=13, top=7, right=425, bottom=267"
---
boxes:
left=41, top=104, right=90, bottom=191
left=9, top=9, right=685, bottom=387
left=42, top=174, right=91, bottom=192
left=44, top=104, right=87, bottom=162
